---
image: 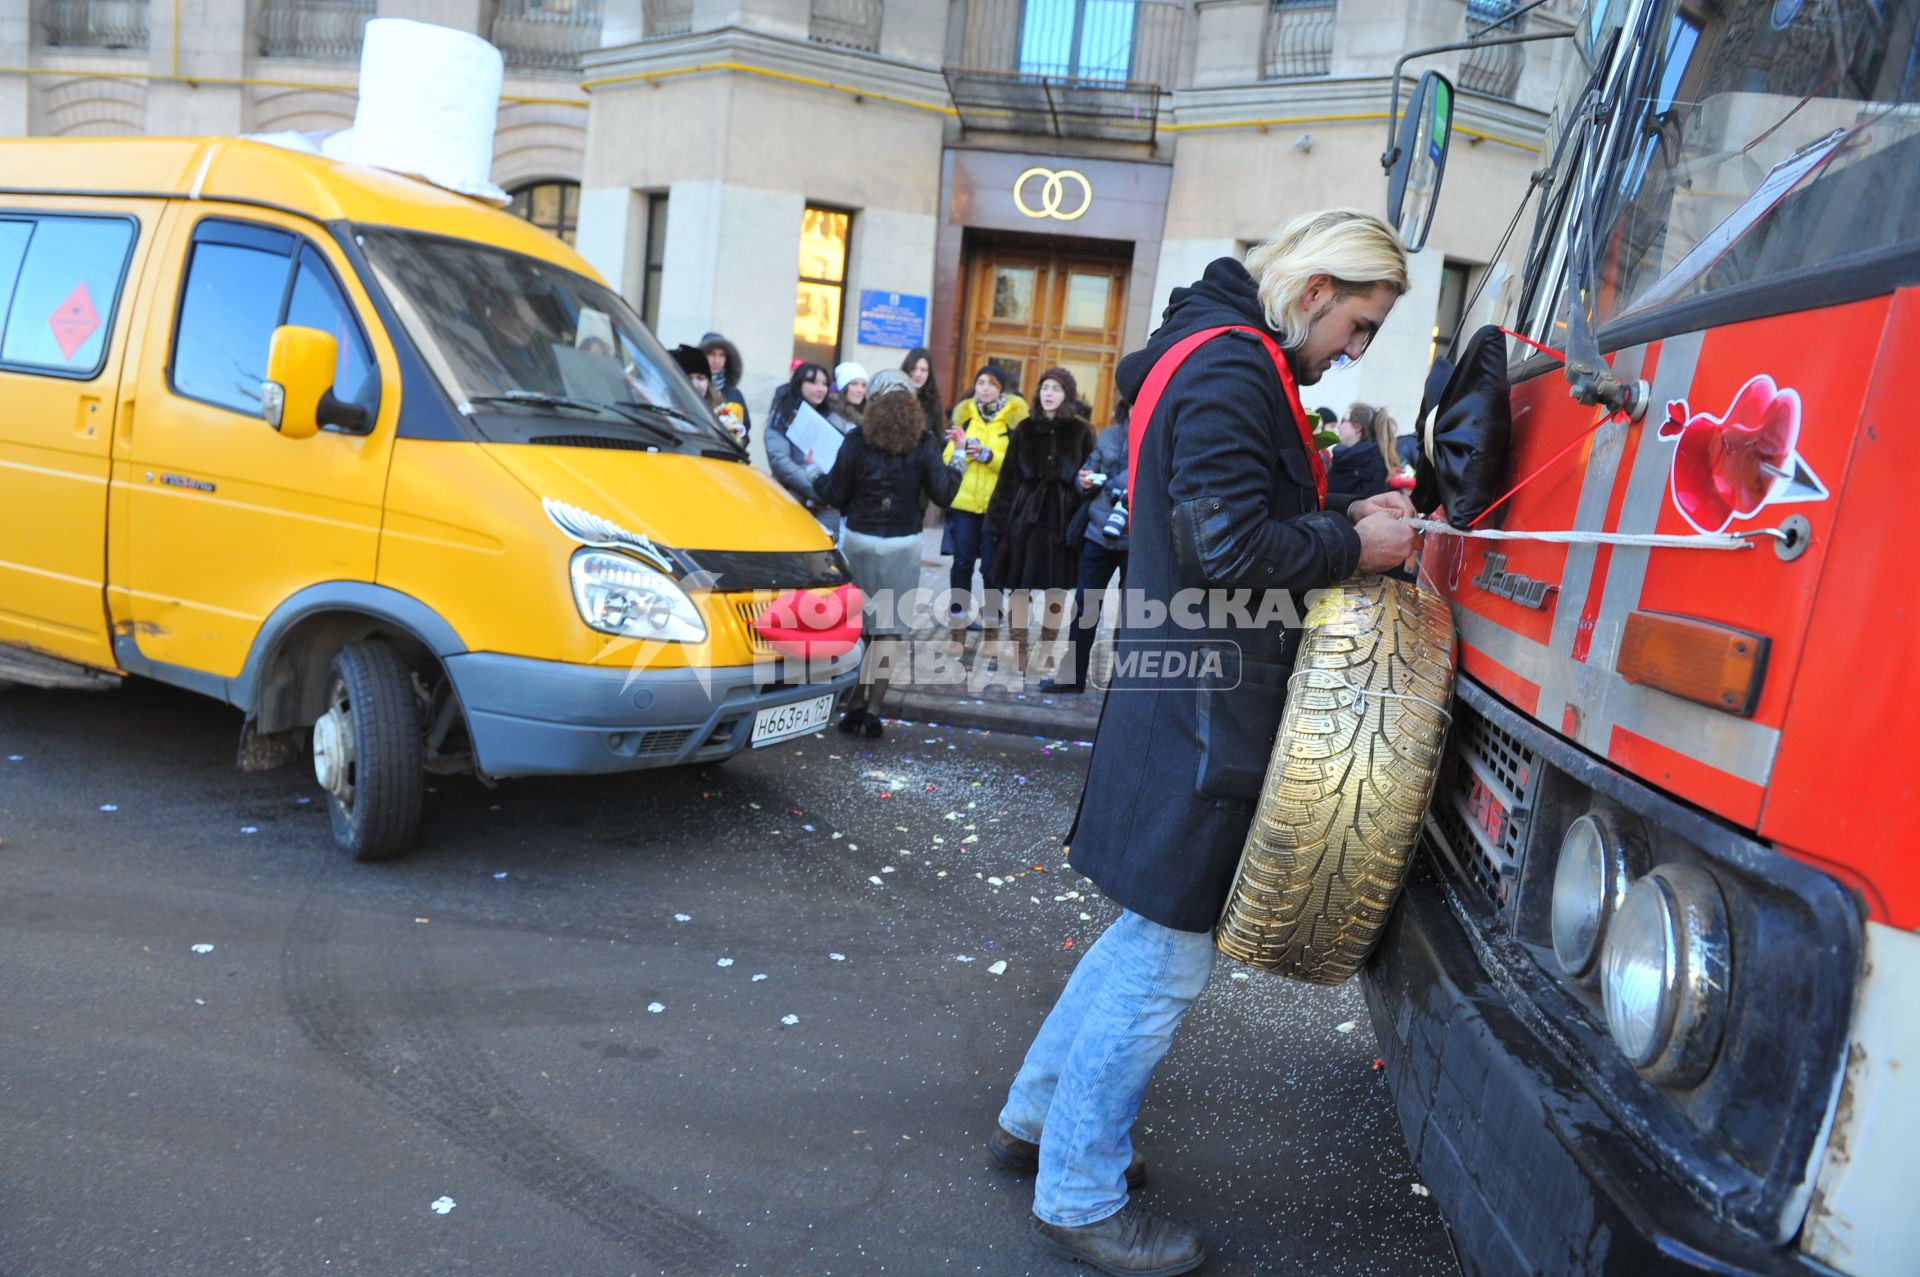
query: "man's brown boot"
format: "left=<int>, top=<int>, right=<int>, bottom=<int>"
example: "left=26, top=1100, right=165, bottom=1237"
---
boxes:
left=1029, top=1207, right=1205, bottom=1276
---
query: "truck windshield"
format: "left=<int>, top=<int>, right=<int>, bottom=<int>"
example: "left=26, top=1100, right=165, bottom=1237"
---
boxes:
left=357, top=229, right=741, bottom=455
left=1594, top=0, right=1920, bottom=324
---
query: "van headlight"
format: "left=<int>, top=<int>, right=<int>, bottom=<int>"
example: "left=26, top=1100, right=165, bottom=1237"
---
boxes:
left=1600, top=864, right=1731, bottom=1087
left=1551, top=812, right=1644, bottom=984
left=569, top=549, right=706, bottom=643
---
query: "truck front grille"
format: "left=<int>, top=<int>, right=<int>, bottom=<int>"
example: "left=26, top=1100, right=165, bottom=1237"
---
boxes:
left=1429, top=699, right=1540, bottom=908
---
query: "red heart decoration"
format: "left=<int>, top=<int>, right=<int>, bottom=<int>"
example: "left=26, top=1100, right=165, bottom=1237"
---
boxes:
left=1658, top=375, right=1800, bottom=534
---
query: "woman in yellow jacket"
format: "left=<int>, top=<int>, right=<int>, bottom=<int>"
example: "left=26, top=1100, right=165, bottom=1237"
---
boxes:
left=943, top=365, right=1027, bottom=644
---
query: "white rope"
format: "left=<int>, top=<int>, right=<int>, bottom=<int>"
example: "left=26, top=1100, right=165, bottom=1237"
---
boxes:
left=1288, top=669, right=1455, bottom=725
left=1406, top=517, right=1751, bottom=551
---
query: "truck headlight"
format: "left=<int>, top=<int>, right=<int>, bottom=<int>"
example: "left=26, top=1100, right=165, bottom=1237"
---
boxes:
left=1551, top=812, right=1644, bottom=984
left=1600, top=864, right=1731, bottom=1087
left=569, top=549, right=706, bottom=643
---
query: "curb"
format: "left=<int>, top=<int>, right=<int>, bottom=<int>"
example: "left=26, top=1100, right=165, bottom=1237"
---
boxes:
left=881, top=687, right=1104, bottom=738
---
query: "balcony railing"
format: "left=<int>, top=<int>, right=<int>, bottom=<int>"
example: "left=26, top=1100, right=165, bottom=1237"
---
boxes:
left=1262, top=0, right=1335, bottom=79
left=43, top=0, right=149, bottom=50
left=492, top=0, right=604, bottom=70
left=1459, top=0, right=1525, bottom=98
left=809, top=0, right=881, bottom=52
left=258, top=0, right=373, bottom=61
left=643, top=0, right=691, bottom=36
left=945, top=0, right=1183, bottom=142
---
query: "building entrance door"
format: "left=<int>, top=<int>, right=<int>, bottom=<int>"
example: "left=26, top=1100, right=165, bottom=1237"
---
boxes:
left=958, top=243, right=1129, bottom=426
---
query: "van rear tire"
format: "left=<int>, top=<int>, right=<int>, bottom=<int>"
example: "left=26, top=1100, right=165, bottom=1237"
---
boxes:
left=314, top=640, right=424, bottom=861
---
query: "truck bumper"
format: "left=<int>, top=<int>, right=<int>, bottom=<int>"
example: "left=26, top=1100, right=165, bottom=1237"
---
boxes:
left=444, top=648, right=861, bottom=778
left=1361, top=856, right=1829, bottom=1277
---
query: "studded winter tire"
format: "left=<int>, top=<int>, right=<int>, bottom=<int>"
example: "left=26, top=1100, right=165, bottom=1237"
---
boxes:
left=1214, top=577, right=1456, bottom=984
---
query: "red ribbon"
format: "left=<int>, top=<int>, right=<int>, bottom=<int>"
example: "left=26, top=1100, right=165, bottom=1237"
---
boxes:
left=1127, top=325, right=1326, bottom=509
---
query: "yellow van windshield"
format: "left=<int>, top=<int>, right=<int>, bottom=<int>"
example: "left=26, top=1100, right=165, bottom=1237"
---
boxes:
left=358, top=229, right=737, bottom=452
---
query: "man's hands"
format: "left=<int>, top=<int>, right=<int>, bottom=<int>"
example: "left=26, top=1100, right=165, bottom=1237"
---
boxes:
left=1347, top=491, right=1421, bottom=574
left=1347, top=491, right=1416, bottom=522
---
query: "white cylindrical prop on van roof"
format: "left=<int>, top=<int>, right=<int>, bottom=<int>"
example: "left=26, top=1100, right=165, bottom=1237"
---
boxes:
left=348, top=18, right=508, bottom=204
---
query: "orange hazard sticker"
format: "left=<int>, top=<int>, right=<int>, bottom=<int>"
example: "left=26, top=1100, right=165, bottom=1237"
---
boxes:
left=48, top=283, right=101, bottom=362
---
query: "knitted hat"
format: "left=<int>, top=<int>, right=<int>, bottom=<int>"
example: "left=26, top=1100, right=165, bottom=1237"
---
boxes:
left=974, top=364, right=1012, bottom=394
left=867, top=368, right=916, bottom=400
left=834, top=361, right=871, bottom=389
left=1036, top=366, right=1078, bottom=407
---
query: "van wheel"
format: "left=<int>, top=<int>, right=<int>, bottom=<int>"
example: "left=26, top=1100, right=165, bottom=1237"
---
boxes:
left=312, top=640, right=424, bottom=861
left=1215, top=577, right=1457, bottom=984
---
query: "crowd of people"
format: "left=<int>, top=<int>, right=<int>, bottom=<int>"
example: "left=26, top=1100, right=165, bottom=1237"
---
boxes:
left=659, top=328, right=1413, bottom=737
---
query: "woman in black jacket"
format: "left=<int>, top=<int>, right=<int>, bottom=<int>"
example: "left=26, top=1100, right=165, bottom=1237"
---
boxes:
left=902, top=346, right=944, bottom=440
left=987, top=367, right=1096, bottom=676
left=814, top=370, right=966, bottom=737
left=1326, top=401, right=1395, bottom=498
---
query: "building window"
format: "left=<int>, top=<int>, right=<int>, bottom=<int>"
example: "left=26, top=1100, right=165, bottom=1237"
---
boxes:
left=793, top=204, right=850, bottom=369
left=641, top=192, right=669, bottom=333
left=508, top=180, right=580, bottom=246
left=1432, top=259, right=1474, bottom=366
left=1019, top=0, right=1137, bottom=82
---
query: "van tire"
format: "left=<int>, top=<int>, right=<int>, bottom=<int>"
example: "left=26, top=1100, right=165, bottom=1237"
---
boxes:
left=1214, top=577, right=1457, bottom=984
left=315, top=640, right=424, bottom=861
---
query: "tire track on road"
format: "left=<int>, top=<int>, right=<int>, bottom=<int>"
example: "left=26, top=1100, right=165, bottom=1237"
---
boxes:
left=280, top=890, right=728, bottom=1274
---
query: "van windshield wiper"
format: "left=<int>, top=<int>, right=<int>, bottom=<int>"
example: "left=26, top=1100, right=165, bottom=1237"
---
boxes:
left=462, top=391, right=630, bottom=419
left=614, top=400, right=748, bottom=455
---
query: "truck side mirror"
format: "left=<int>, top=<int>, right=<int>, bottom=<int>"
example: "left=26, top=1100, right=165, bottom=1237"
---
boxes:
left=1387, top=70, right=1455, bottom=253
left=262, top=325, right=369, bottom=438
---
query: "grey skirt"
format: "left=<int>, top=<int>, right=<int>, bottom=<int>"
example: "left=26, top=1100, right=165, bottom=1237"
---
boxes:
left=840, top=527, right=921, bottom=637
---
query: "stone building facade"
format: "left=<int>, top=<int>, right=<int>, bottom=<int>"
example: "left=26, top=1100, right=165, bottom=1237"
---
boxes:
left=1, top=0, right=1582, bottom=441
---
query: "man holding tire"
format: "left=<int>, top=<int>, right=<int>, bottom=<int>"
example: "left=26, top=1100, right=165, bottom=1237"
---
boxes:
left=991, top=210, right=1421, bottom=1276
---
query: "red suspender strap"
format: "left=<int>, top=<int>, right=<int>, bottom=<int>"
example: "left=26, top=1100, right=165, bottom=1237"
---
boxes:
left=1124, top=325, right=1327, bottom=509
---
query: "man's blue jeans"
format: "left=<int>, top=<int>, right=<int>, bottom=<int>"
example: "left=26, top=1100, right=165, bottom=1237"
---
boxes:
left=998, top=909, right=1216, bottom=1226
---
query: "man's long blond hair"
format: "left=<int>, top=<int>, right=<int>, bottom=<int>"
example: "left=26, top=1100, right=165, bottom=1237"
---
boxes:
left=1243, top=210, right=1410, bottom=349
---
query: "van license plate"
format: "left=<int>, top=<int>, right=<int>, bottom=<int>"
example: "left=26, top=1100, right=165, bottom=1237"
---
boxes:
left=750, top=694, right=835, bottom=747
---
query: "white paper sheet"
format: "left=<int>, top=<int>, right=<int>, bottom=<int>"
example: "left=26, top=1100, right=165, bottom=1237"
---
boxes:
left=787, top=402, right=845, bottom=473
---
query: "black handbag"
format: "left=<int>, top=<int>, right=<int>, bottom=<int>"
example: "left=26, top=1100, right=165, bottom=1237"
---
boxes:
left=1412, top=324, right=1513, bottom=529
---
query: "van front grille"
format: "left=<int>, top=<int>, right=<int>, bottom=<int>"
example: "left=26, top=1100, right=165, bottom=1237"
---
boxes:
left=729, top=595, right=778, bottom=657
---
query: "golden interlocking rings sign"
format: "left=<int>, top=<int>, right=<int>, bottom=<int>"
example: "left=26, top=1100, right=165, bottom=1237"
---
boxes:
left=1013, top=167, right=1093, bottom=221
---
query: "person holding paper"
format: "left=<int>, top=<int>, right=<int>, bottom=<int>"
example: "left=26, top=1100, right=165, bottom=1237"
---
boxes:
left=766, top=362, right=848, bottom=533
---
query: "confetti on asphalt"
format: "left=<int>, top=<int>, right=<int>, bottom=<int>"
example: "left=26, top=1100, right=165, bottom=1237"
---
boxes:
left=1336, top=1020, right=1357, bottom=1034
left=6, top=755, right=22, bottom=761
left=780, top=1014, right=800, bottom=1026
left=1411, top=1183, right=1431, bottom=1197
left=240, top=826, right=258, bottom=835
left=493, top=872, right=509, bottom=880
left=430, top=1196, right=456, bottom=1215
left=987, top=876, right=1005, bottom=886
left=752, top=973, right=768, bottom=982
left=190, top=944, right=214, bottom=955
left=829, top=953, right=846, bottom=961
left=295, top=796, right=311, bottom=805
left=673, top=913, right=692, bottom=923
left=954, top=955, right=975, bottom=963
left=648, top=1002, right=666, bottom=1014
left=717, top=958, right=734, bottom=967
left=1230, top=970, right=1251, bottom=981
left=99, top=804, right=118, bottom=812
left=802, top=824, right=816, bottom=832
left=868, top=876, right=884, bottom=886
left=987, top=960, right=1008, bottom=976
left=1371, top=1057, right=1385, bottom=1072
left=415, top=917, right=430, bottom=924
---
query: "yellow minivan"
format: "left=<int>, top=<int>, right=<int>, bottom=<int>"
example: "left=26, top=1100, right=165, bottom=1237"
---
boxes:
left=0, top=136, right=861, bottom=859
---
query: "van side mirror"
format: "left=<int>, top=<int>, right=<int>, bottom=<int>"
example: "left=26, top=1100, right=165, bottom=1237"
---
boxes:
left=262, top=325, right=369, bottom=438
left=1386, top=70, right=1455, bottom=253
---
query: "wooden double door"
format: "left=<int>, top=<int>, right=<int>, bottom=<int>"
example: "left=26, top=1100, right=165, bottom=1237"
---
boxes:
left=959, top=245, right=1129, bottom=426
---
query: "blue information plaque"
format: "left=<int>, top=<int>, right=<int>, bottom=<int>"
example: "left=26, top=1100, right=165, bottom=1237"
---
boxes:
left=856, top=290, right=928, bottom=349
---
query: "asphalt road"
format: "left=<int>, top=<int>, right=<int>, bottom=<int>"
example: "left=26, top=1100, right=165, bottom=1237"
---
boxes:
left=0, top=679, right=1458, bottom=1277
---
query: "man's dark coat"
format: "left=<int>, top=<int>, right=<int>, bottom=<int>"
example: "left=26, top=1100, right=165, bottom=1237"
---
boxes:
left=1066, top=258, right=1367, bottom=933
